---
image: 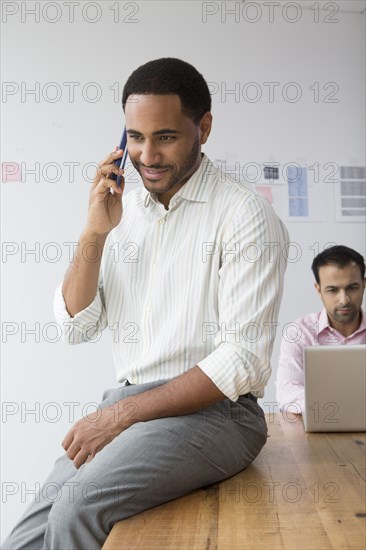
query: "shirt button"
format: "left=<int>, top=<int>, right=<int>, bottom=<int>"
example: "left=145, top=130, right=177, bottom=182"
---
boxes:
left=159, top=218, right=166, bottom=225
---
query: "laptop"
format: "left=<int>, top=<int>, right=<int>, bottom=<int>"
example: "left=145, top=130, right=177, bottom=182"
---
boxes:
left=303, top=345, right=366, bottom=432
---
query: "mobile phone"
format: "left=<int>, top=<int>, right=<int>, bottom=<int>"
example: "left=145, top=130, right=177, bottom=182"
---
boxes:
left=110, top=127, right=128, bottom=187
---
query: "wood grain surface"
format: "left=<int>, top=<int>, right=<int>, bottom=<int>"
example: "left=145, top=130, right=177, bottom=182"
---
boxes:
left=103, top=414, right=366, bottom=550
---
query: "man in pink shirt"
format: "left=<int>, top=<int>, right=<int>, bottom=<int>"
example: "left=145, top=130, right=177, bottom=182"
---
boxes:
left=276, top=245, right=366, bottom=414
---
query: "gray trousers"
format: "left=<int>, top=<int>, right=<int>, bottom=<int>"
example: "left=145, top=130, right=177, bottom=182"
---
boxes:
left=2, top=379, right=267, bottom=550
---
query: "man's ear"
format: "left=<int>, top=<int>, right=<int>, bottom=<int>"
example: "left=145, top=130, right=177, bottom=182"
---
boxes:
left=199, top=112, right=212, bottom=144
left=314, top=282, right=322, bottom=298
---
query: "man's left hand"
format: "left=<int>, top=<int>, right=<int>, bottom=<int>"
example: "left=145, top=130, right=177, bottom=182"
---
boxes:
left=61, top=400, right=137, bottom=469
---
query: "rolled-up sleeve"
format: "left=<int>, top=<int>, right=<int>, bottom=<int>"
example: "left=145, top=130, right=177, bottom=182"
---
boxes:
left=53, top=274, right=108, bottom=345
left=198, top=194, right=289, bottom=401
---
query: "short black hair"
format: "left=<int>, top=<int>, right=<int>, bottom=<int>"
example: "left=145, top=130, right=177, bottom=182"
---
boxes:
left=311, top=245, right=365, bottom=284
left=122, top=58, right=211, bottom=123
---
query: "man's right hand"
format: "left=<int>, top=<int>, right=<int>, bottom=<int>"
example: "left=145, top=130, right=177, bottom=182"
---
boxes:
left=85, top=147, right=125, bottom=237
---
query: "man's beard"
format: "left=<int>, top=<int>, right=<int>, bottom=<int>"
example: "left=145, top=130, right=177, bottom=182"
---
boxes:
left=331, top=305, right=359, bottom=324
left=132, top=134, right=201, bottom=195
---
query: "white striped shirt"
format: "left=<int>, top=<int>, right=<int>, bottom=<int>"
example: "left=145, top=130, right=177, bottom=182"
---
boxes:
left=54, top=154, right=289, bottom=401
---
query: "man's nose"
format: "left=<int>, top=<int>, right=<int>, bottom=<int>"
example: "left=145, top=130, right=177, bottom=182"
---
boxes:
left=339, top=290, right=351, bottom=304
left=139, top=141, right=161, bottom=167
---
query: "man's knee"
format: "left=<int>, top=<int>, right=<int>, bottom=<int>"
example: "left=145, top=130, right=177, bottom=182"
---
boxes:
left=46, top=479, right=100, bottom=526
left=45, top=474, right=126, bottom=532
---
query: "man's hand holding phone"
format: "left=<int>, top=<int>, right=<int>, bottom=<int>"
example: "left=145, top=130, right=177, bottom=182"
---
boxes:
left=61, top=138, right=127, bottom=317
left=85, top=147, right=125, bottom=237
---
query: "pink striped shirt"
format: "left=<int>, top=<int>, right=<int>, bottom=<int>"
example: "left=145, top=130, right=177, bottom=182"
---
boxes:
left=275, top=308, right=366, bottom=413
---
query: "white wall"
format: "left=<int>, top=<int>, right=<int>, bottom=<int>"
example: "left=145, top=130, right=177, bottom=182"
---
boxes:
left=1, top=0, right=365, bottom=541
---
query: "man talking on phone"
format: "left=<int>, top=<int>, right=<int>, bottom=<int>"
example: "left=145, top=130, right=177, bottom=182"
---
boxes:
left=3, top=58, right=289, bottom=550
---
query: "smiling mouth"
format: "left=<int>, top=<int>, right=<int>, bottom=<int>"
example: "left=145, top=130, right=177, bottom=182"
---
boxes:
left=140, top=167, right=169, bottom=180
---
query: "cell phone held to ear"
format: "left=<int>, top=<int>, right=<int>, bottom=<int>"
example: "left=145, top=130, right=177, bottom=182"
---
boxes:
left=109, top=127, right=128, bottom=187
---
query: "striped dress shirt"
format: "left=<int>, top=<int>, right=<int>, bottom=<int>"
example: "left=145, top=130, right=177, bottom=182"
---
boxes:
left=54, top=154, right=289, bottom=401
left=275, top=307, right=366, bottom=412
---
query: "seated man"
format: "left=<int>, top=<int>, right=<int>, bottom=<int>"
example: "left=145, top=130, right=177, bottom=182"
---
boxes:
left=276, top=245, right=366, bottom=414
left=2, top=58, right=289, bottom=550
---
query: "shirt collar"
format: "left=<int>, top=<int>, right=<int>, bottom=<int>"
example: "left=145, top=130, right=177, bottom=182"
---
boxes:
left=318, top=307, right=366, bottom=335
left=318, top=308, right=331, bottom=333
left=142, top=154, right=214, bottom=208
left=357, top=308, right=366, bottom=332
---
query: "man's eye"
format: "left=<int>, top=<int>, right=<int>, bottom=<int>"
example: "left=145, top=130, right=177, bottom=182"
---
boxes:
left=130, top=135, right=143, bottom=141
left=328, top=289, right=337, bottom=293
left=159, top=136, right=174, bottom=141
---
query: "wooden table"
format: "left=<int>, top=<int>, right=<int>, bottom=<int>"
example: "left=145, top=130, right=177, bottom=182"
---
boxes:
left=103, top=413, right=366, bottom=550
